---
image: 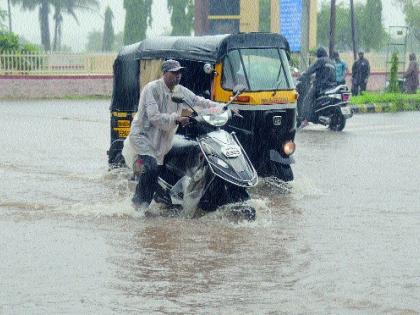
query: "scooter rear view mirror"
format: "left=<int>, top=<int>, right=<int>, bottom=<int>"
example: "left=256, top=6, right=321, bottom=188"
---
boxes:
left=232, top=84, right=246, bottom=95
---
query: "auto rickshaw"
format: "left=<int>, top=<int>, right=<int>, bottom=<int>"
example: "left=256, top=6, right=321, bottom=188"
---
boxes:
left=108, top=32, right=298, bottom=181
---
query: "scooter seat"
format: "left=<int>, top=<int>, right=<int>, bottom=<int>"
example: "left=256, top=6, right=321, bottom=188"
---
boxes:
left=324, top=84, right=348, bottom=94
left=164, top=135, right=201, bottom=174
left=167, top=135, right=200, bottom=158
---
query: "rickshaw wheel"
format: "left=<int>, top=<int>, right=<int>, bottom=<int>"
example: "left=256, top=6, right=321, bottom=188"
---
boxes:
left=265, top=162, right=294, bottom=182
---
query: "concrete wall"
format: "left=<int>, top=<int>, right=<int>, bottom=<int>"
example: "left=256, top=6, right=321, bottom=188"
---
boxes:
left=0, top=72, right=407, bottom=99
left=347, top=72, right=387, bottom=91
left=0, top=75, right=113, bottom=99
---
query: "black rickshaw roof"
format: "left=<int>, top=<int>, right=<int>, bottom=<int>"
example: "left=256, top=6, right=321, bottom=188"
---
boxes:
left=117, top=32, right=290, bottom=63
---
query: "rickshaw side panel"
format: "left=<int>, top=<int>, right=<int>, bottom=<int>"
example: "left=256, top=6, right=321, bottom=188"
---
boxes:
left=108, top=45, right=141, bottom=165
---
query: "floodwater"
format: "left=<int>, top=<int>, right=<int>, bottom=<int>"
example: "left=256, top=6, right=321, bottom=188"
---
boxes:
left=1, top=100, right=419, bottom=314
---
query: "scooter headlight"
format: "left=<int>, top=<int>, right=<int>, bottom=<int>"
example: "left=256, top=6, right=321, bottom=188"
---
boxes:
left=283, top=141, right=296, bottom=156
left=202, top=111, right=230, bottom=127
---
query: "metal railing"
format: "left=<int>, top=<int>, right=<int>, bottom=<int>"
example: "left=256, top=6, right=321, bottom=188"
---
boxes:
left=0, top=51, right=116, bottom=75
left=2, top=50, right=413, bottom=76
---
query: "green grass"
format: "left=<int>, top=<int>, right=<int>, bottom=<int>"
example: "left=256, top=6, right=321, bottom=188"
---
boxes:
left=350, top=91, right=420, bottom=112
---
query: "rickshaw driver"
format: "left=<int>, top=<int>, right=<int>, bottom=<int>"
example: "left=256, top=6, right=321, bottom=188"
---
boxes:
left=223, top=54, right=248, bottom=90
left=122, top=59, right=226, bottom=210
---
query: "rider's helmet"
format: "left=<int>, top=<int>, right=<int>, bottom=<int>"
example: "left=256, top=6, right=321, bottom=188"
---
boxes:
left=316, top=47, right=328, bottom=58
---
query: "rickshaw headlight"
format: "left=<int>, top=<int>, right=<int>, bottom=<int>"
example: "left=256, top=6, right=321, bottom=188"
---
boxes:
left=283, top=141, right=296, bottom=156
left=203, top=63, right=214, bottom=74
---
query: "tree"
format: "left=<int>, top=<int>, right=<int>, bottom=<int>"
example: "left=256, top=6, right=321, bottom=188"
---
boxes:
left=11, top=0, right=51, bottom=51
left=0, top=7, right=7, bottom=30
left=86, top=30, right=123, bottom=52
left=317, top=0, right=387, bottom=52
left=0, top=31, right=41, bottom=52
left=123, top=0, right=152, bottom=45
left=102, top=6, right=114, bottom=51
left=317, top=2, right=354, bottom=51
left=50, top=0, right=99, bottom=51
left=329, top=0, right=336, bottom=56
left=358, top=0, right=385, bottom=51
left=259, top=0, right=270, bottom=32
left=398, top=0, right=420, bottom=30
left=113, top=31, right=124, bottom=51
left=7, top=0, right=12, bottom=31
left=398, top=0, right=420, bottom=48
left=85, top=29, right=101, bottom=51
left=388, top=52, right=399, bottom=92
left=167, top=0, right=194, bottom=36
left=0, top=30, right=19, bottom=51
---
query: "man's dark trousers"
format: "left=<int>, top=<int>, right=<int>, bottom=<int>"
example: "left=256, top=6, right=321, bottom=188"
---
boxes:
left=134, top=155, right=159, bottom=205
left=352, top=80, right=367, bottom=96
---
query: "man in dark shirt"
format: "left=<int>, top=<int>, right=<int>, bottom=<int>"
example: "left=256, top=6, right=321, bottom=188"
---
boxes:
left=351, top=51, right=370, bottom=96
left=403, top=53, right=419, bottom=94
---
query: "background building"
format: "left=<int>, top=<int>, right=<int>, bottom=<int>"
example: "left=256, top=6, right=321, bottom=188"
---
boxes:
left=195, top=0, right=317, bottom=54
left=195, top=0, right=259, bottom=35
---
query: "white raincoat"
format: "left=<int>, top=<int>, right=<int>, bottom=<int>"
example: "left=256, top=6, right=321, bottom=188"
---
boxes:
left=123, top=78, right=223, bottom=169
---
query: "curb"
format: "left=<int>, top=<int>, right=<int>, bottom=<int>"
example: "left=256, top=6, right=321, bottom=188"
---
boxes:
left=351, top=104, right=385, bottom=113
left=351, top=102, right=420, bottom=113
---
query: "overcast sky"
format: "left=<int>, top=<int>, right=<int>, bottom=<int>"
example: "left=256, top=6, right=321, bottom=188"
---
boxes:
left=0, top=0, right=405, bottom=52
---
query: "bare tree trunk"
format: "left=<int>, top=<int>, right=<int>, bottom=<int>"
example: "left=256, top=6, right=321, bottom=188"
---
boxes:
left=301, top=0, right=310, bottom=69
left=7, top=0, right=12, bottom=32
left=39, top=1, right=51, bottom=51
left=350, top=0, right=358, bottom=61
left=329, top=0, right=336, bottom=57
left=52, top=7, right=63, bottom=51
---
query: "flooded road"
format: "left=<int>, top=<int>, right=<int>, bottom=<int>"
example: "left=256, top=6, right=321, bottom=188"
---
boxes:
left=1, top=100, right=419, bottom=314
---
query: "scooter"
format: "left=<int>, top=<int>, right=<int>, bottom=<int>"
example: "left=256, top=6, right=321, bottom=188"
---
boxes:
left=142, top=87, right=259, bottom=220
left=296, top=72, right=353, bottom=131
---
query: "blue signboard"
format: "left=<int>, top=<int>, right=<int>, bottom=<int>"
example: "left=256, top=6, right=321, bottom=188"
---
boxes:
left=280, top=0, right=302, bottom=52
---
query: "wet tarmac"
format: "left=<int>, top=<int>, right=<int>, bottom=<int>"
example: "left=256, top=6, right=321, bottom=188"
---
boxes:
left=1, top=99, right=419, bottom=314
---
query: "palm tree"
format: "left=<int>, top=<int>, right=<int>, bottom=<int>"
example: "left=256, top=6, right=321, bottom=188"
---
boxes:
left=7, top=0, right=12, bottom=31
left=11, top=0, right=51, bottom=51
left=50, top=0, right=99, bottom=51
left=1, top=6, right=8, bottom=30
left=11, top=0, right=99, bottom=51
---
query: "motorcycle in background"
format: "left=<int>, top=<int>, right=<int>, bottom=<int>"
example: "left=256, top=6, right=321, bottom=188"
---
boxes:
left=296, top=72, right=353, bottom=131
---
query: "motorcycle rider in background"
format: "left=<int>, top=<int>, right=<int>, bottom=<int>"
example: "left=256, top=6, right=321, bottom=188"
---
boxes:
left=299, top=47, right=337, bottom=128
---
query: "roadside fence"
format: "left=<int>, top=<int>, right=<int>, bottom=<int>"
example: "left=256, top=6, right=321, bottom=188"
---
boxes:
left=0, top=51, right=116, bottom=75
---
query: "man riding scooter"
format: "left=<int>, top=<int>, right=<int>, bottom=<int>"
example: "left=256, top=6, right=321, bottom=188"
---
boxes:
left=122, top=59, right=225, bottom=210
left=299, top=47, right=336, bottom=128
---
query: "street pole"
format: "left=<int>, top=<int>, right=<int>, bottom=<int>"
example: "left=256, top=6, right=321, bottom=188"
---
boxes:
left=329, top=0, right=336, bottom=57
left=301, top=0, right=310, bottom=69
left=7, top=0, right=12, bottom=32
left=350, top=0, right=357, bottom=61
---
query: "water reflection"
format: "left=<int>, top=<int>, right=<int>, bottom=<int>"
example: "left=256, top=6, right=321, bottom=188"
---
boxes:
left=105, top=182, right=310, bottom=313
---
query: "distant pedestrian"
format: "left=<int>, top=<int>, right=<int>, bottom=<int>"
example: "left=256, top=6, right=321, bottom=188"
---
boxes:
left=333, top=51, right=348, bottom=85
left=403, top=53, right=419, bottom=94
left=351, top=51, right=370, bottom=96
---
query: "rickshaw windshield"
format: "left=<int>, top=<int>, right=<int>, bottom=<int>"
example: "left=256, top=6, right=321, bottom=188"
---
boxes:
left=222, top=48, right=293, bottom=91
